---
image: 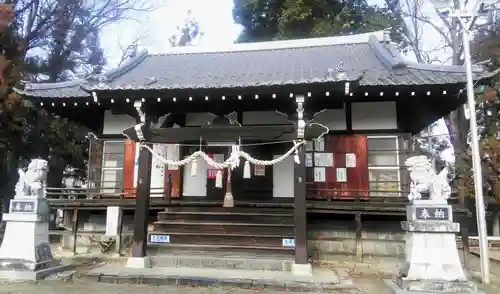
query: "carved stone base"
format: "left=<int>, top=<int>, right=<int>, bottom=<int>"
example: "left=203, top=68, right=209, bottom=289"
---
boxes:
left=0, top=262, right=71, bottom=281
left=384, top=279, right=483, bottom=294
left=388, top=201, right=479, bottom=293
left=398, top=230, right=466, bottom=282
left=394, top=277, right=477, bottom=292
left=0, top=197, right=69, bottom=280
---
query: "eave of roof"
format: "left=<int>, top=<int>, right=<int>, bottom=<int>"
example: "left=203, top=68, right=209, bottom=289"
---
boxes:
left=16, top=31, right=496, bottom=98
left=14, top=50, right=149, bottom=98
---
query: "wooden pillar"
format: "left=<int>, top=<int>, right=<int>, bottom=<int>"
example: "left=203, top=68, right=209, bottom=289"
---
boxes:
left=460, top=214, right=470, bottom=269
left=493, top=210, right=500, bottom=236
left=458, top=186, right=469, bottom=269
left=72, top=208, right=79, bottom=256
left=130, top=143, right=153, bottom=258
left=294, top=144, right=308, bottom=265
left=165, top=173, right=172, bottom=205
left=355, top=212, right=363, bottom=261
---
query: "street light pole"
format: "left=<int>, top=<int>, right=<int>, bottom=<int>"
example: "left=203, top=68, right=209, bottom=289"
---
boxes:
left=429, top=0, right=492, bottom=284
left=458, top=10, right=491, bottom=284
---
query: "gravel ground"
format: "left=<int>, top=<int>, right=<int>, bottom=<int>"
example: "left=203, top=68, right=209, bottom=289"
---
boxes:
left=0, top=278, right=390, bottom=294
left=0, top=252, right=499, bottom=293
left=465, top=251, right=500, bottom=294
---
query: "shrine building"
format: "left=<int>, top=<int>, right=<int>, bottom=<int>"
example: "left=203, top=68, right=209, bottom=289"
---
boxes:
left=16, top=31, right=493, bottom=270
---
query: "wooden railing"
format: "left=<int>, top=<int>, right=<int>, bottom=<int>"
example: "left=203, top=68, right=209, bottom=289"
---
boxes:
left=46, top=187, right=171, bottom=200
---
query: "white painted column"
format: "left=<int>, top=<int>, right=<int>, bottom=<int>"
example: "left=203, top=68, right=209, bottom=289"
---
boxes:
left=273, top=155, right=294, bottom=198
left=150, top=144, right=166, bottom=197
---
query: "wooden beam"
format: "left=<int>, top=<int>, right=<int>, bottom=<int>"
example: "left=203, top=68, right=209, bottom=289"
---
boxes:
left=123, top=125, right=294, bottom=142
left=294, top=144, right=308, bottom=265
left=345, top=101, right=353, bottom=132
left=130, top=143, right=153, bottom=258
left=355, top=213, right=362, bottom=261
left=122, top=124, right=328, bottom=143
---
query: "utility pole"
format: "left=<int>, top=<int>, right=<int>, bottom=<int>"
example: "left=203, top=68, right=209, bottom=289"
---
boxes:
left=431, top=0, right=492, bottom=284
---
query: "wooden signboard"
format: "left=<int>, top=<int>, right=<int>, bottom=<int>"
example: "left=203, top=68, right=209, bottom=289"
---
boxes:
left=307, top=135, right=369, bottom=198
left=122, top=139, right=137, bottom=198
left=123, top=140, right=181, bottom=198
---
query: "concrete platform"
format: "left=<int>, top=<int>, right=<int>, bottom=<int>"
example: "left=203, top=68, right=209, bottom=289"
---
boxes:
left=150, top=253, right=294, bottom=272
left=0, top=264, right=73, bottom=281
left=81, top=264, right=357, bottom=292
left=383, top=279, right=485, bottom=294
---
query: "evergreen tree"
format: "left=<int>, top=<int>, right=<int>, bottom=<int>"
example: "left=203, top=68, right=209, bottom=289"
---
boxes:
left=233, top=0, right=396, bottom=42
left=0, top=0, right=152, bottom=193
left=0, top=2, right=27, bottom=211
left=461, top=13, right=500, bottom=201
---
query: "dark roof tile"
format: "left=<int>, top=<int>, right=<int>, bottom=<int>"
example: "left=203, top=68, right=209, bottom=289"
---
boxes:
left=17, top=31, right=495, bottom=98
left=17, top=79, right=90, bottom=98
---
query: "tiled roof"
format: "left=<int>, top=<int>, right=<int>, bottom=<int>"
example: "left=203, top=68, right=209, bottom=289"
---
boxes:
left=18, top=79, right=91, bottom=98
left=17, top=31, right=495, bottom=98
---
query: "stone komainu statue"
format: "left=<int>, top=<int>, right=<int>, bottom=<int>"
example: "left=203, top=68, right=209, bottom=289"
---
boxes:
left=14, top=159, right=49, bottom=198
left=405, top=155, right=451, bottom=202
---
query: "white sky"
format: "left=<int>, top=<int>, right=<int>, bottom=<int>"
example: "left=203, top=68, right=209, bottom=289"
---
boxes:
left=100, top=0, right=482, bottom=67
left=100, top=0, right=242, bottom=67
left=99, top=0, right=482, bottom=153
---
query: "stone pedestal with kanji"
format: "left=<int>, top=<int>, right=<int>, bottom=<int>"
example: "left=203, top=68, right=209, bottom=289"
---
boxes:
left=385, top=200, right=480, bottom=293
left=0, top=197, right=70, bottom=280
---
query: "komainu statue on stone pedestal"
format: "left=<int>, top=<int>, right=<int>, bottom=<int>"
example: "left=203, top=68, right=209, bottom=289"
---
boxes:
left=405, top=155, right=451, bottom=202
left=14, top=159, right=48, bottom=199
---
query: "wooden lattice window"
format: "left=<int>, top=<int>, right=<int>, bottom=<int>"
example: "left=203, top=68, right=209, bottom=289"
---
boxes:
left=100, top=140, right=124, bottom=194
left=367, top=136, right=401, bottom=197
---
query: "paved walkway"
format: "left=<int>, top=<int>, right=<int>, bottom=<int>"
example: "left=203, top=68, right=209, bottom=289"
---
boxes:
left=471, top=248, right=500, bottom=264
left=1, top=252, right=500, bottom=293
left=0, top=278, right=389, bottom=294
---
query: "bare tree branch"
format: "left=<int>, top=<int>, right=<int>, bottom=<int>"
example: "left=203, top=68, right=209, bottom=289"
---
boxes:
left=12, top=0, right=162, bottom=81
left=116, top=30, right=149, bottom=66
left=399, top=9, right=453, bottom=46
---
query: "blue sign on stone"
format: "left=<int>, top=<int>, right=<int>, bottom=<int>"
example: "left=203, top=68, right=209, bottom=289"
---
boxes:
left=150, top=234, right=170, bottom=243
left=282, top=238, right=295, bottom=247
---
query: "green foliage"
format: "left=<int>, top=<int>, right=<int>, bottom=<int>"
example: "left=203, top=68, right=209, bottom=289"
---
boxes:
left=21, top=109, right=89, bottom=187
left=233, top=0, right=396, bottom=42
left=0, top=3, right=28, bottom=210
left=22, top=1, right=106, bottom=82
left=0, top=0, right=145, bottom=199
left=458, top=14, right=500, bottom=201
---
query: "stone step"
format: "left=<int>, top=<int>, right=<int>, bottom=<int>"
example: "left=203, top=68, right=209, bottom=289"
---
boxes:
left=82, top=265, right=357, bottom=292
left=153, top=221, right=294, bottom=235
left=148, top=231, right=294, bottom=248
left=163, top=206, right=293, bottom=214
left=157, top=210, right=293, bottom=224
left=147, top=243, right=295, bottom=257
left=148, top=245, right=295, bottom=258
left=149, top=252, right=295, bottom=271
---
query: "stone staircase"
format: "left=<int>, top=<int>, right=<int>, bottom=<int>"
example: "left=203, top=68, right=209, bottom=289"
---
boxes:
left=148, top=206, right=296, bottom=268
